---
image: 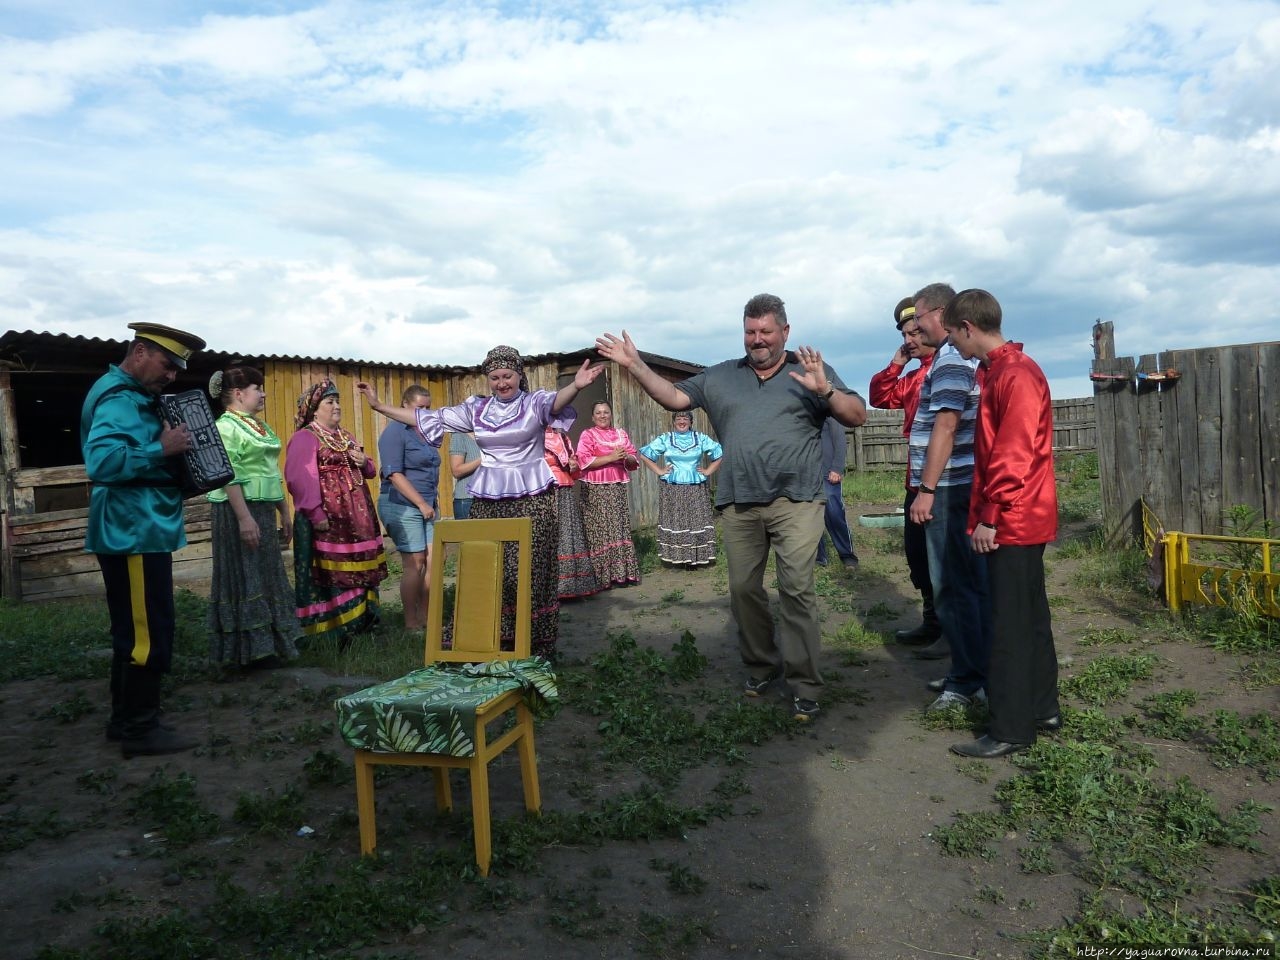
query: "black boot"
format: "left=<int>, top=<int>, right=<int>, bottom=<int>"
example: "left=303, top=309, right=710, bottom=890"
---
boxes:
left=118, top=666, right=195, bottom=758
left=895, top=590, right=942, bottom=644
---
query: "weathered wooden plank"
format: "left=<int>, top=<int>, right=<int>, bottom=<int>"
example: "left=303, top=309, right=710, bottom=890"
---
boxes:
left=1258, top=342, right=1280, bottom=529
left=14, top=464, right=89, bottom=486
left=1195, top=348, right=1224, bottom=533
left=7, top=506, right=90, bottom=529
left=1094, top=356, right=1139, bottom=543
left=1223, top=344, right=1264, bottom=522
left=1167, top=349, right=1203, bottom=534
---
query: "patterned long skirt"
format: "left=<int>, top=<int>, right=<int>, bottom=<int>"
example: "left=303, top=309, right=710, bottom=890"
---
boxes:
left=471, top=489, right=560, bottom=659
left=580, top=481, right=640, bottom=588
left=656, top=482, right=717, bottom=566
left=293, top=512, right=384, bottom=641
left=209, top=501, right=301, bottom=665
left=555, top=485, right=599, bottom=599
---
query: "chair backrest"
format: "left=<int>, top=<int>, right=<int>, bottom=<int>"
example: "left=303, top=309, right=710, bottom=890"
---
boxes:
left=425, top=517, right=533, bottom=664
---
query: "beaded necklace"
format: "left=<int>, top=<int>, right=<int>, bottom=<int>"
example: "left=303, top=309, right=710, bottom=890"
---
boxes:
left=227, top=408, right=267, bottom=437
left=307, top=422, right=362, bottom=489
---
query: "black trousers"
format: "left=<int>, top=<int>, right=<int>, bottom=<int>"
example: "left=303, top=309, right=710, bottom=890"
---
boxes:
left=97, top=553, right=175, bottom=737
left=902, top=488, right=938, bottom=626
left=985, top=544, right=1059, bottom=745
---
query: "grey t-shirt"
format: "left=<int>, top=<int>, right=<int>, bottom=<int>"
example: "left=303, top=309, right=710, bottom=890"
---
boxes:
left=447, top=432, right=482, bottom=500
left=675, top=352, right=857, bottom=508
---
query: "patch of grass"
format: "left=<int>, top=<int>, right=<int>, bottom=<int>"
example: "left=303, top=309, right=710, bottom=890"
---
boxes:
left=650, top=857, right=708, bottom=895
left=42, top=689, right=96, bottom=724
left=1240, top=654, right=1280, bottom=690
left=633, top=528, right=660, bottom=575
left=965, top=737, right=1272, bottom=904
left=1205, top=710, right=1280, bottom=781
left=129, top=770, right=220, bottom=848
left=0, top=806, right=77, bottom=853
left=232, top=784, right=306, bottom=834
left=1060, top=653, right=1156, bottom=705
left=560, top=631, right=791, bottom=789
left=1077, top=627, right=1139, bottom=647
left=841, top=470, right=904, bottom=504
left=1130, top=690, right=1203, bottom=741
left=635, top=910, right=714, bottom=957
left=0, top=597, right=110, bottom=683
left=302, top=748, right=349, bottom=787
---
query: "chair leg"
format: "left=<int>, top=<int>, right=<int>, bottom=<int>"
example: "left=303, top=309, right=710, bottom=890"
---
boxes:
left=354, top=752, right=378, bottom=856
left=433, top=767, right=453, bottom=812
left=516, top=704, right=541, bottom=814
left=468, top=756, right=492, bottom=878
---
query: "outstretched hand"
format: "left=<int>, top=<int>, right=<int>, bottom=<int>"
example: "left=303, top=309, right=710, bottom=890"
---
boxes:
left=354, top=382, right=379, bottom=406
left=573, top=359, right=606, bottom=390
left=595, top=331, right=640, bottom=369
left=787, top=346, right=831, bottom=395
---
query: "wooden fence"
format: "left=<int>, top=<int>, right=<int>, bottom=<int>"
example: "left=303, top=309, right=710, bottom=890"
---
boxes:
left=848, top=397, right=1097, bottom=473
left=1091, top=323, right=1280, bottom=542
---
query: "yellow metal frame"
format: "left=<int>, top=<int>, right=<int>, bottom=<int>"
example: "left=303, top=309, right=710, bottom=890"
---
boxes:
left=352, top=518, right=541, bottom=876
left=1161, top=531, right=1280, bottom=618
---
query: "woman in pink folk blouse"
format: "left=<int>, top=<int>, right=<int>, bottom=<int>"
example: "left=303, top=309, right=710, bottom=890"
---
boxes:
left=575, top=401, right=641, bottom=588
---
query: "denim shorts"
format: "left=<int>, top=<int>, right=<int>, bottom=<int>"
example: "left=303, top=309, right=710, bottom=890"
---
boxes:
left=379, top=496, right=434, bottom=554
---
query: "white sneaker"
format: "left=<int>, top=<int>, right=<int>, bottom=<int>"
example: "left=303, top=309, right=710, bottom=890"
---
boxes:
left=927, top=689, right=985, bottom=712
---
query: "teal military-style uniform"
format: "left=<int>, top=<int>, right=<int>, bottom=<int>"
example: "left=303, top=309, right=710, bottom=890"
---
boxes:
left=82, top=322, right=205, bottom=757
left=81, top=365, right=188, bottom=555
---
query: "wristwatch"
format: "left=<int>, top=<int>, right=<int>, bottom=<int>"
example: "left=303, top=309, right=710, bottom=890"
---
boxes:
left=918, top=483, right=936, bottom=495
left=821, top=387, right=835, bottom=400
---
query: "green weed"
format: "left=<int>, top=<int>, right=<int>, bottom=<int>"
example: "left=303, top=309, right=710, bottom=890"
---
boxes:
left=1205, top=710, right=1280, bottom=780
left=232, top=784, right=306, bottom=834
left=1130, top=690, right=1203, bottom=740
left=840, top=470, right=904, bottom=503
left=1060, top=653, right=1156, bottom=705
left=130, top=770, right=220, bottom=848
left=1077, top=627, right=1138, bottom=647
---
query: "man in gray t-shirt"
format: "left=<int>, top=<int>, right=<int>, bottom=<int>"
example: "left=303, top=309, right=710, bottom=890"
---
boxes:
left=447, top=432, right=481, bottom=519
left=597, top=293, right=866, bottom=722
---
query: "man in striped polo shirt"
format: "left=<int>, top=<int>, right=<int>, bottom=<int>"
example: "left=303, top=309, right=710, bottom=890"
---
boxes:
left=906, top=283, right=991, bottom=712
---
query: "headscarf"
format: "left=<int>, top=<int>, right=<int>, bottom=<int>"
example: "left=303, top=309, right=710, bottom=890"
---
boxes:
left=481, top=345, right=529, bottom=393
left=295, top=379, right=340, bottom=429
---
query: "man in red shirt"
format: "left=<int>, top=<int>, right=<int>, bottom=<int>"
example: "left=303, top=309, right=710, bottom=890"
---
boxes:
left=941, top=289, right=1060, bottom=758
left=869, top=297, right=941, bottom=652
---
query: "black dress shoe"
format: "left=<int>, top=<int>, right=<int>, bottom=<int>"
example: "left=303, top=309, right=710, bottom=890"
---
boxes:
left=950, top=734, right=1028, bottom=759
left=911, top=636, right=950, bottom=660
left=121, top=727, right=198, bottom=759
left=1036, top=715, right=1062, bottom=732
left=894, top=623, right=941, bottom=645
left=926, top=677, right=946, bottom=693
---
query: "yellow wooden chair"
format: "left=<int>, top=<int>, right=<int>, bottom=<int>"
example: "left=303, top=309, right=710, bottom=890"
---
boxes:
left=346, top=517, right=543, bottom=876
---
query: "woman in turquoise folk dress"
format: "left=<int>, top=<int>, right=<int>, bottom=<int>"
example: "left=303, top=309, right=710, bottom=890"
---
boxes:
left=638, top=410, right=724, bottom=566
left=207, top=366, right=300, bottom=666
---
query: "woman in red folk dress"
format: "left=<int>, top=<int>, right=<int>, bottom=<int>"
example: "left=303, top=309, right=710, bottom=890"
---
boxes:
left=284, top=380, right=387, bottom=641
left=543, top=425, right=600, bottom=600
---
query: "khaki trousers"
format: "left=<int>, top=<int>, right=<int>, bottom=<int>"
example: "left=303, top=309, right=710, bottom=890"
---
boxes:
left=719, top=498, right=826, bottom=701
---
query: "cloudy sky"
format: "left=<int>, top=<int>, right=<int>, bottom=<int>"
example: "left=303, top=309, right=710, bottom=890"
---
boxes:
left=2, top=0, right=1277, bottom=398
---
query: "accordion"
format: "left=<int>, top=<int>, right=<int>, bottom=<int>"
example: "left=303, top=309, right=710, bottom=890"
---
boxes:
left=160, top=390, right=235, bottom=496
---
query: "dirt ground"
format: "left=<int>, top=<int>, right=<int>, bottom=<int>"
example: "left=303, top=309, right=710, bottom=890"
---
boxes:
left=1, top=504, right=1275, bottom=959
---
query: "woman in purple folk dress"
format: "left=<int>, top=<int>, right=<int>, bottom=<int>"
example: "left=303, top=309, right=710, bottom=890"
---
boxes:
left=356, top=346, right=605, bottom=658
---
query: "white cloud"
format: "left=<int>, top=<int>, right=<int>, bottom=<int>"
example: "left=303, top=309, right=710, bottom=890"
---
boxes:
left=1, top=0, right=1278, bottom=399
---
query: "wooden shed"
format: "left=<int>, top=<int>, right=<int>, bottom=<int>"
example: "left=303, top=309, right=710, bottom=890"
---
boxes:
left=0, top=331, right=703, bottom=601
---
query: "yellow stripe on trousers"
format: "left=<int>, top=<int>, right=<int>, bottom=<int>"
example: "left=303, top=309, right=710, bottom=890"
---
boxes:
left=127, top=554, right=151, bottom=667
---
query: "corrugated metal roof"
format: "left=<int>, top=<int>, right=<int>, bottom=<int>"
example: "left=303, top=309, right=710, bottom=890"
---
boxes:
left=0, top=330, right=703, bottom=374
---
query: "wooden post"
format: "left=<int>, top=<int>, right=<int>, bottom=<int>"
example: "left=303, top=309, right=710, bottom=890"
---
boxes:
left=1092, top=320, right=1114, bottom=361
left=0, top=367, right=20, bottom=599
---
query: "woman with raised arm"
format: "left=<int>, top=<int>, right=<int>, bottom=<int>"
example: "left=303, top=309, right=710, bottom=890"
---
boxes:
left=357, top=346, right=604, bottom=658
